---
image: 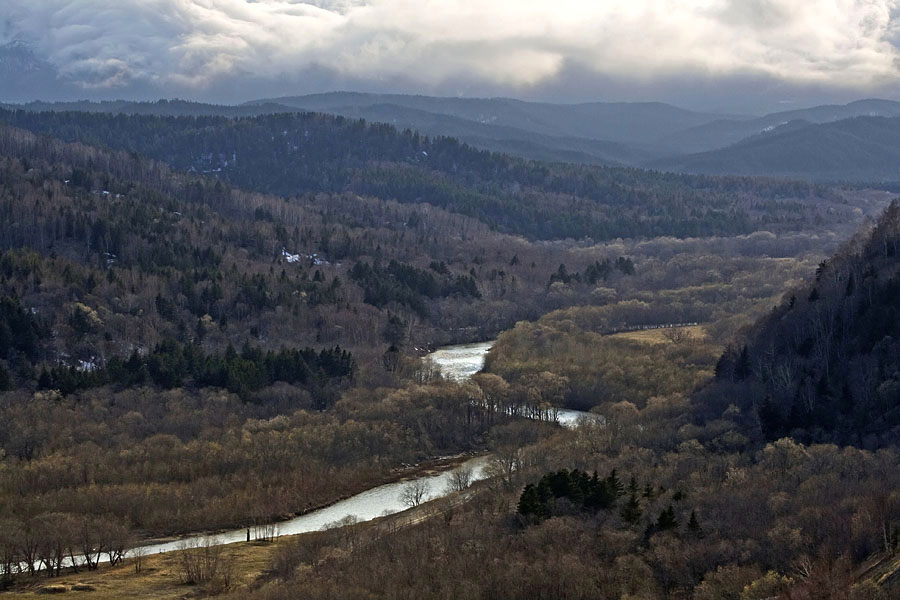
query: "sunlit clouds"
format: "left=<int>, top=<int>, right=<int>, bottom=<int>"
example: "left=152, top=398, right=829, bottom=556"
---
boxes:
left=3, top=0, right=900, bottom=100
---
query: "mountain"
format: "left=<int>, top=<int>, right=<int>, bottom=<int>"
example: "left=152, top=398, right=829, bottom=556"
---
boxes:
left=708, top=200, right=900, bottom=446
left=0, top=108, right=838, bottom=242
left=253, top=93, right=735, bottom=146
left=2, top=93, right=735, bottom=166
left=651, top=116, right=900, bottom=182
left=661, top=99, right=900, bottom=154
left=263, top=101, right=655, bottom=166
left=0, top=98, right=301, bottom=118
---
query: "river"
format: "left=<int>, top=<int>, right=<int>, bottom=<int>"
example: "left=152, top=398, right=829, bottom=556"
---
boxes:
left=424, top=340, right=594, bottom=428
left=32, top=340, right=594, bottom=568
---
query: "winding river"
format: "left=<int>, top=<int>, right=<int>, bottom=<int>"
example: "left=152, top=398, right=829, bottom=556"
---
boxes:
left=424, top=341, right=594, bottom=428
left=46, top=340, right=595, bottom=566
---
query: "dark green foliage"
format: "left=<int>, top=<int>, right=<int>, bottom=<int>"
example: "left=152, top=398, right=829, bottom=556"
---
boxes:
left=550, top=258, right=636, bottom=287
left=583, top=260, right=612, bottom=284
left=383, top=313, right=406, bottom=346
left=717, top=200, right=900, bottom=445
left=656, top=505, right=679, bottom=531
left=620, top=492, right=643, bottom=525
left=517, top=484, right=546, bottom=520
left=687, top=510, right=703, bottom=536
left=606, top=468, right=625, bottom=497
left=38, top=340, right=354, bottom=400
left=0, top=109, right=832, bottom=242
left=615, top=256, right=635, bottom=275
left=517, top=469, right=621, bottom=521
left=0, top=295, right=45, bottom=362
left=548, top=264, right=578, bottom=286
left=350, top=260, right=479, bottom=316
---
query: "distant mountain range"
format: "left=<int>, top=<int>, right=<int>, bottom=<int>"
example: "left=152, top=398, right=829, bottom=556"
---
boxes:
left=251, top=92, right=729, bottom=145
left=4, top=73, right=900, bottom=183
left=652, top=116, right=900, bottom=182
left=660, top=98, right=900, bottom=153
left=250, top=93, right=900, bottom=177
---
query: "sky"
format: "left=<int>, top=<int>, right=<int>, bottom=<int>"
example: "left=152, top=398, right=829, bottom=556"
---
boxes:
left=3, top=0, right=900, bottom=113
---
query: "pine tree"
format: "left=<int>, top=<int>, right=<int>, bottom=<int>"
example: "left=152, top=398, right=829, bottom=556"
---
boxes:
left=687, top=510, right=703, bottom=537
left=585, top=472, right=616, bottom=510
left=656, top=505, right=679, bottom=531
left=606, top=469, right=625, bottom=497
left=628, top=476, right=639, bottom=495
left=620, top=492, right=642, bottom=525
left=734, top=345, right=751, bottom=380
left=517, top=484, right=545, bottom=520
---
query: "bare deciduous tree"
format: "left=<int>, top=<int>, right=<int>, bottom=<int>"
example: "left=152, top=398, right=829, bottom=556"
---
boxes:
left=131, top=544, right=147, bottom=575
left=400, top=479, right=430, bottom=508
left=445, top=464, right=474, bottom=493
left=176, top=537, right=233, bottom=591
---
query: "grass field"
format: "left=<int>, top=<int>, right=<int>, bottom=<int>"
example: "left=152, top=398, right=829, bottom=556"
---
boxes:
left=612, top=325, right=708, bottom=345
left=2, top=540, right=276, bottom=599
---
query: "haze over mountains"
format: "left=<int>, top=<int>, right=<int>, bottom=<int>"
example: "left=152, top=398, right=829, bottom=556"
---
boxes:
left=4, top=87, right=900, bottom=183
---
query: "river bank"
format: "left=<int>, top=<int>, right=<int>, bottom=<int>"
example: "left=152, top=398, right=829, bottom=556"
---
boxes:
left=4, top=339, right=594, bottom=581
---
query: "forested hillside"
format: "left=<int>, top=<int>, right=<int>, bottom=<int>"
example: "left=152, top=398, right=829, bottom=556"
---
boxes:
left=712, top=200, right=900, bottom=446
left=0, top=123, right=566, bottom=545
left=0, top=108, right=844, bottom=241
left=659, top=98, right=900, bottom=154
left=0, top=104, right=896, bottom=599
left=654, top=116, right=900, bottom=183
left=0, top=123, right=620, bottom=382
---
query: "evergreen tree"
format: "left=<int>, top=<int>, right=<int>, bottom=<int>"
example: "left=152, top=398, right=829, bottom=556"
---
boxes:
left=628, top=476, right=639, bottom=495
left=517, top=484, right=545, bottom=519
left=734, top=345, right=751, bottom=380
left=656, top=505, right=679, bottom=531
left=620, top=492, right=642, bottom=525
left=585, top=473, right=616, bottom=510
left=606, top=469, right=625, bottom=497
left=687, top=510, right=703, bottom=537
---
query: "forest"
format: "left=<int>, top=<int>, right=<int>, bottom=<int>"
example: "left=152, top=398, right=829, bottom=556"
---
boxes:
left=0, top=105, right=899, bottom=600
left=711, top=200, right=900, bottom=447
left=0, top=108, right=853, bottom=241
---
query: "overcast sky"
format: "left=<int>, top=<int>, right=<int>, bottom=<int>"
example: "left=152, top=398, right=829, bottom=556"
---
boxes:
left=4, top=0, right=900, bottom=113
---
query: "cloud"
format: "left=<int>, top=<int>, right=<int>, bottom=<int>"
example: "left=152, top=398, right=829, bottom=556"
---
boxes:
left=3, top=0, right=900, bottom=102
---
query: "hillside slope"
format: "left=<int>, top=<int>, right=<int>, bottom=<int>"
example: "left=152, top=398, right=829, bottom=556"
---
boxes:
left=252, top=93, right=732, bottom=146
left=0, top=108, right=841, bottom=241
left=710, top=200, right=900, bottom=446
left=653, top=116, right=900, bottom=182
left=660, top=98, right=900, bottom=154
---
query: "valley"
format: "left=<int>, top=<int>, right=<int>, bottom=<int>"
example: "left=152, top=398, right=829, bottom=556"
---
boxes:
left=0, top=92, right=899, bottom=600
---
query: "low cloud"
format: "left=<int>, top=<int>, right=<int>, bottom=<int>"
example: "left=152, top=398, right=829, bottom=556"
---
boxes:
left=3, top=0, right=900, bottom=103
